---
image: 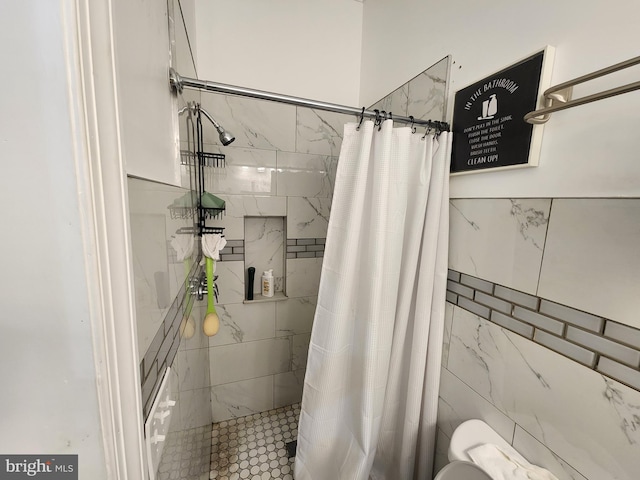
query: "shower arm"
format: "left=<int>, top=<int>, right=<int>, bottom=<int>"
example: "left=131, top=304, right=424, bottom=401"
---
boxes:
left=179, top=103, right=222, bottom=132
left=169, top=68, right=450, bottom=132
left=183, top=101, right=235, bottom=146
left=198, top=107, right=224, bottom=134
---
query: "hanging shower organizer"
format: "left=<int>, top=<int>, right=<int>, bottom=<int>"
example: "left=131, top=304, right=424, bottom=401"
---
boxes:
left=170, top=102, right=227, bottom=237
left=196, top=102, right=226, bottom=236
left=172, top=102, right=228, bottom=303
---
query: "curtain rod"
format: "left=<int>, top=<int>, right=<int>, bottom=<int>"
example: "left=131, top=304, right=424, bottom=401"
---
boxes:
left=169, top=68, right=450, bottom=132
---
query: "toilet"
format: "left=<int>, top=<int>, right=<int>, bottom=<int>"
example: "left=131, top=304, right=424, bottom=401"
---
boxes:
left=433, top=461, right=492, bottom=480
left=434, top=419, right=514, bottom=479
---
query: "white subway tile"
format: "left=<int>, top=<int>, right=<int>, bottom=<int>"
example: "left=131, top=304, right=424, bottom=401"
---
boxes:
left=513, top=306, right=564, bottom=336
left=539, top=300, right=603, bottom=333
left=533, top=329, right=596, bottom=367
left=597, top=357, right=640, bottom=391
left=566, top=326, right=640, bottom=367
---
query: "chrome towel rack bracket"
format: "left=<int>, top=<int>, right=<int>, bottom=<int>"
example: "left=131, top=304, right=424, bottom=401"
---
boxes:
left=525, top=55, right=640, bottom=124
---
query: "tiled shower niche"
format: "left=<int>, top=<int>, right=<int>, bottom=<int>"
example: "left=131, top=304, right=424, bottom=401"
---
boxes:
left=245, top=216, right=286, bottom=298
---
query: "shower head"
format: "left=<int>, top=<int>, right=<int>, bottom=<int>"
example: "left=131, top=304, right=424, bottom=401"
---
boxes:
left=199, top=107, right=236, bottom=146
left=218, top=129, right=235, bottom=147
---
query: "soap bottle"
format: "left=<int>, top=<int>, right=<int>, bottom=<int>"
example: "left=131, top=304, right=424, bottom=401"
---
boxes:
left=262, top=269, right=274, bottom=298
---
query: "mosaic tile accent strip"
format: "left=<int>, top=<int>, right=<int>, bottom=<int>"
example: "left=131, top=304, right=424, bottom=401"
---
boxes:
left=140, top=260, right=199, bottom=418
left=219, top=240, right=245, bottom=262
left=286, top=238, right=325, bottom=259
left=210, top=403, right=300, bottom=479
left=447, top=269, right=640, bottom=394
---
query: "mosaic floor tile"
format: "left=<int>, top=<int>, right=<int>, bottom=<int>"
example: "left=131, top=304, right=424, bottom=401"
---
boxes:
left=210, top=403, right=300, bottom=480
left=157, top=424, right=212, bottom=480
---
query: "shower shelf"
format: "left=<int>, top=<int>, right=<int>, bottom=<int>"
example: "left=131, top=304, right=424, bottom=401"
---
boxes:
left=167, top=192, right=198, bottom=220
left=168, top=206, right=195, bottom=220
left=180, top=149, right=196, bottom=166
left=169, top=203, right=225, bottom=221
left=243, top=291, right=288, bottom=304
left=197, top=151, right=226, bottom=168
left=202, top=207, right=225, bottom=220
left=181, top=150, right=226, bottom=168
left=200, top=226, right=225, bottom=235
left=175, top=226, right=225, bottom=236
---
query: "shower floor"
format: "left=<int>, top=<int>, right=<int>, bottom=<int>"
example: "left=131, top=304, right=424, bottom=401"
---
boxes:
left=210, top=403, right=300, bottom=480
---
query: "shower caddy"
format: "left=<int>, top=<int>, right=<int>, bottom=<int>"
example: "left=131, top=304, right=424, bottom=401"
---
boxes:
left=170, top=102, right=227, bottom=301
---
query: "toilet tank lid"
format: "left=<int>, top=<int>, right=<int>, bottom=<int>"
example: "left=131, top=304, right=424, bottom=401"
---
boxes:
left=448, top=419, right=512, bottom=462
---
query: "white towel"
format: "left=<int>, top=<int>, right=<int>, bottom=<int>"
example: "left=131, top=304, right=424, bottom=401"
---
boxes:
left=170, top=235, right=194, bottom=262
left=202, top=234, right=227, bottom=260
left=468, top=443, right=560, bottom=480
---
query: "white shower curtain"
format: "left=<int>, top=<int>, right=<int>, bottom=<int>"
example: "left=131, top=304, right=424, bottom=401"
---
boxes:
left=294, top=119, right=451, bottom=480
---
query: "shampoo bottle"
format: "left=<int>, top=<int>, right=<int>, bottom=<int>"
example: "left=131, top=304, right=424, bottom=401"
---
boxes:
left=262, top=269, right=274, bottom=298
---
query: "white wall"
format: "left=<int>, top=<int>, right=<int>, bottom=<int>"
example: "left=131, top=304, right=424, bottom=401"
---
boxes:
left=176, top=0, right=198, bottom=75
left=0, top=2, right=107, bottom=477
left=361, top=0, right=640, bottom=198
left=113, top=0, right=181, bottom=186
left=195, top=0, right=363, bottom=106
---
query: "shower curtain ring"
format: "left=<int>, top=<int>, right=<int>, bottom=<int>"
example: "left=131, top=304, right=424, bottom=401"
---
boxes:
left=379, top=110, right=387, bottom=131
left=374, top=109, right=381, bottom=128
left=421, top=124, right=433, bottom=140
left=409, top=116, right=416, bottom=134
left=356, top=107, right=365, bottom=131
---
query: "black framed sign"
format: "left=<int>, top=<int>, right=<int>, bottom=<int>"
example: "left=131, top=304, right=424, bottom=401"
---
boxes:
left=451, top=47, right=555, bottom=174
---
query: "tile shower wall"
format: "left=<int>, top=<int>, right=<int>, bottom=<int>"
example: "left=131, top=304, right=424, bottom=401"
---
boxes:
left=370, top=55, right=449, bottom=121
left=437, top=197, right=640, bottom=480
left=199, top=90, right=342, bottom=422
left=129, top=178, right=211, bottom=429
left=129, top=177, right=213, bottom=479
left=197, top=58, right=449, bottom=423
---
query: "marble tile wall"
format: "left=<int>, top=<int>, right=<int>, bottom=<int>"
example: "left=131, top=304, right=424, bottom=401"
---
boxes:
left=286, top=238, right=325, bottom=259
left=143, top=300, right=214, bottom=480
left=446, top=269, right=640, bottom=390
left=175, top=301, right=214, bottom=430
left=440, top=197, right=640, bottom=480
left=148, top=5, right=211, bottom=479
left=370, top=55, right=449, bottom=122
left=129, top=177, right=213, bottom=479
left=128, top=177, right=211, bottom=425
left=128, top=178, right=196, bottom=365
left=449, top=198, right=551, bottom=294
left=218, top=239, right=245, bottom=262
left=537, top=199, right=640, bottom=329
left=199, top=91, right=346, bottom=423
left=197, top=57, right=451, bottom=423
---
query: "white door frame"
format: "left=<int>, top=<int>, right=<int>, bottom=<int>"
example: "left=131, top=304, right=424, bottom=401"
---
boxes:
left=63, top=0, right=147, bottom=478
